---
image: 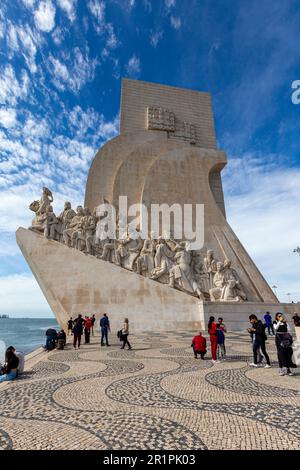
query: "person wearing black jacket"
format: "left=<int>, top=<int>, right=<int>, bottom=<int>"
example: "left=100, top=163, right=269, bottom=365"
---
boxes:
left=248, top=314, right=271, bottom=368
left=0, top=350, right=19, bottom=382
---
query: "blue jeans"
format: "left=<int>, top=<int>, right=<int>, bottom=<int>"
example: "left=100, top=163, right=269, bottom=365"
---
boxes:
left=101, top=327, right=108, bottom=345
left=0, top=370, right=17, bottom=382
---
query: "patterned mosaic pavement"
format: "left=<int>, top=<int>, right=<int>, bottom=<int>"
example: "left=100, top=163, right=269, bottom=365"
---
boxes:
left=0, top=331, right=299, bottom=450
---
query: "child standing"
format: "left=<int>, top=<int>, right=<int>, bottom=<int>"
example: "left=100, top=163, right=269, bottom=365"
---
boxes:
left=217, top=324, right=226, bottom=360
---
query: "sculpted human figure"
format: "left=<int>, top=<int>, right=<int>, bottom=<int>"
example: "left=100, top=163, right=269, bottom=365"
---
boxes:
left=101, top=237, right=116, bottom=262
left=50, top=201, right=76, bottom=241
left=203, top=249, right=218, bottom=289
left=63, top=206, right=85, bottom=247
left=169, top=242, right=204, bottom=299
left=222, top=259, right=247, bottom=301
left=136, top=232, right=157, bottom=275
left=44, top=206, right=58, bottom=239
left=192, top=251, right=210, bottom=294
left=29, top=200, right=46, bottom=233
left=209, top=261, right=225, bottom=301
left=74, top=207, right=96, bottom=252
left=115, top=235, right=132, bottom=267
left=37, top=187, right=53, bottom=216
left=222, top=279, right=241, bottom=302
left=128, top=235, right=144, bottom=270
left=150, top=237, right=174, bottom=280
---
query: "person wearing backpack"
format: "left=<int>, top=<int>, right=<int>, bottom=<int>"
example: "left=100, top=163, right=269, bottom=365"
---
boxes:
left=248, top=314, right=271, bottom=368
left=274, top=313, right=296, bottom=376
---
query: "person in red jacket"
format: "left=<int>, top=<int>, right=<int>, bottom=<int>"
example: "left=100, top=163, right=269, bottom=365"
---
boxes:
left=191, top=332, right=207, bottom=359
left=84, top=316, right=92, bottom=344
left=208, top=316, right=219, bottom=363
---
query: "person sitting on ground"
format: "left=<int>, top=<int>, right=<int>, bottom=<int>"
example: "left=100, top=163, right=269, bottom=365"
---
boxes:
left=57, top=330, right=66, bottom=350
left=5, top=346, right=25, bottom=376
left=0, top=349, right=19, bottom=382
left=45, top=328, right=57, bottom=351
left=191, top=332, right=207, bottom=359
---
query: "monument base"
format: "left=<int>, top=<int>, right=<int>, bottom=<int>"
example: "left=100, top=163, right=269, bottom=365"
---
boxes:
left=16, top=228, right=294, bottom=332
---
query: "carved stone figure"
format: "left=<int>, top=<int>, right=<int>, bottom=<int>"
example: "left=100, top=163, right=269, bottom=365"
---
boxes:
left=101, top=238, right=116, bottom=262
left=128, top=235, right=144, bottom=270
left=221, top=279, right=241, bottom=302
left=29, top=200, right=46, bottom=233
left=136, top=235, right=157, bottom=275
left=203, top=249, right=218, bottom=289
left=169, top=242, right=204, bottom=299
left=115, top=236, right=132, bottom=267
left=209, top=261, right=225, bottom=301
left=37, top=187, right=53, bottom=216
left=63, top=206, right=85, bottom=247
left=43, top=206, right=58, bottom=239
left=150, top=237, right=174, bottom=280
left=50, top=201, right=76, bottom=242
left=222, top=259, right=247, bottom=301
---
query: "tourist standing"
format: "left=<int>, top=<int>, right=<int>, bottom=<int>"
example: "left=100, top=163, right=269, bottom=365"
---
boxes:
left=292, top=313, right=300, bottom=327
left=274, top=313, right=296, bottom=376
left=72, top=314, right=84, bottom=349
left=91, top=314, right=96, bottom=336
left=67, top=317, right=74, bottom=336
left=216, top=324, right=226, bottom=360
left=248, top=314, right=271, bottom=368
left=208, top=316, right=218, bottom=364
left=0, top=349, right=19, bottom=382
left=217, top=317, right=227, bottom=357
left=84, top=316, right=92, bottom=344
left=191, top=332, right=207, bottom=359
left=121, top=318, right=132, bottom=350
left=100, top=313, right=110, bottom=346
left=264, top=312, right=274, bottom=336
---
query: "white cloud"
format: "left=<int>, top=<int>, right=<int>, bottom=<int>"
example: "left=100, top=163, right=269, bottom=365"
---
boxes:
left=48, top=48, right=98, bottom=93
left=150, top=30, right=163, bottom=48
left=170, top=15, right=181, bottom=29
left=34, top=0, right=56, bottom=32
left=223, top=154, right=300, bottom=302
left=126, top=54, right=141, bottom=77
left=57, top=0, right=77, bottom=22
left=0, top=64, right=30, bottom=107
left=0, top=108, right=17, bottom=129
left=165, top=0, right=175, bottom=7
left=22, top=0, right=36, bottom=7
left=87, top=0, right=105, bottom=33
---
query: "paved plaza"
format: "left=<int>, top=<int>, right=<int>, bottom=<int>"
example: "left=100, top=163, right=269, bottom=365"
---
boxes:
left=0, top=331, right=299, bottom=450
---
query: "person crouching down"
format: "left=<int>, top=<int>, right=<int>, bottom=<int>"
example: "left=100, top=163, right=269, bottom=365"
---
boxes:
left=191, top=332, right=207, bottom=359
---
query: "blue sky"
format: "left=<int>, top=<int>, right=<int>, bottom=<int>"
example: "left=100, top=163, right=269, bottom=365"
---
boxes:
left=0, top=0, right=299, bottom=317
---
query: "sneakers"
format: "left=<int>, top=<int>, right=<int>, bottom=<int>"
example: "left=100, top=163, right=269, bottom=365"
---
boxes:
left=287, top=371, right=295, bottom=376
left=212, top=360, right=220, bottom=364
left=264, top=364, right=271, bottom=369
left=279, top=369, right=286, bottom=376
left=249, top=363, right=258, bottom=367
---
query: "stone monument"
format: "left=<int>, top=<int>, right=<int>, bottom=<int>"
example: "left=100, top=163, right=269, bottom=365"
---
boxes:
left=16, top=79, right=293, bottom=331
